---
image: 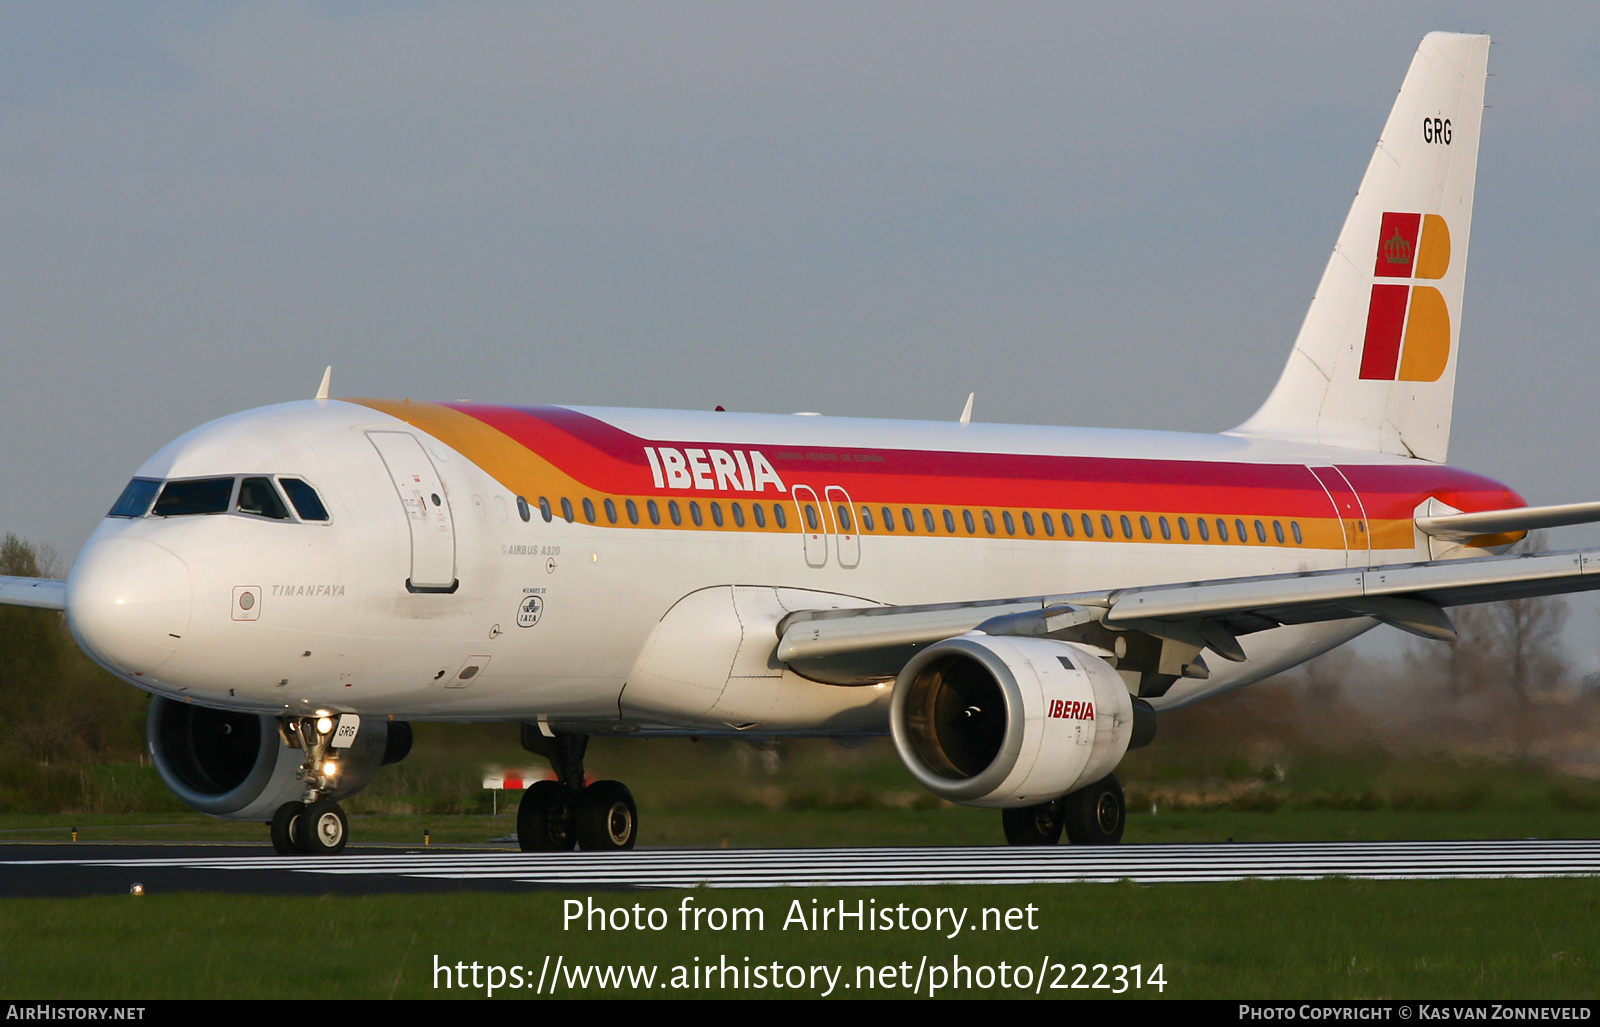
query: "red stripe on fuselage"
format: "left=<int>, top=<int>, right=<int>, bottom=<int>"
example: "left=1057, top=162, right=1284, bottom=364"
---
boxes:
left=441, top=404, right=1522, bottom=522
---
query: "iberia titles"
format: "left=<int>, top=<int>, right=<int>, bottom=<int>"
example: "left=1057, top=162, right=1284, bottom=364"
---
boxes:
left=642, top=447, right=787, bottom=493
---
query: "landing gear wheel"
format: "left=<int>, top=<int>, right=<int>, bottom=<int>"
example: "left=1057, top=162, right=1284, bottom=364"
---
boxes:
left=294, top=798, right=348, bottom=854
left=270, top=801, right=306, bottom=855
left=1002, top=799, right=1064, bottom=845
left=576, top=780, right=638, bottom=851
left=518, top=780, right=577, bottom=852
left=1062, top=775, right=1125, bottom=845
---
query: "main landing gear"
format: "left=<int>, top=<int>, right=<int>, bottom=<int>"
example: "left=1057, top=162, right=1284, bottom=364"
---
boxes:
left=1002, top=774, right=1125, bottom=846
left=517, top=725, right=639, bottom=851
left=270, top=716, right=350, bottom=855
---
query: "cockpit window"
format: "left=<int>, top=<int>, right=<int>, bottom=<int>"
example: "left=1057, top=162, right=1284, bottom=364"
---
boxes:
left=153, top=477, right=235, bottom=516
left=279, top=478, right=330, bottom=522
left=236, top=477, right=292, bottom=520
left=108, top=478, right=162, bottom=518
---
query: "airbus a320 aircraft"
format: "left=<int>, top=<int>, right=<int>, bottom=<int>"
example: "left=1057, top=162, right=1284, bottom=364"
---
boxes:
left=3, top=32, right=1596, bottom=855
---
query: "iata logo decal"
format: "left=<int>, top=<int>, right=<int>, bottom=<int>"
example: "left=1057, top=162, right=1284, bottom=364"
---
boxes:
left=1047, top=699, right=1095, bottom=721
left=1358, top=211, right=1451, bottom=383
left=643, top=447, right=787, bottom=493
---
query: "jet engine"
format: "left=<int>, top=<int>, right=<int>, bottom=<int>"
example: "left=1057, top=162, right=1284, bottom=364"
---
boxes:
left=147, top=696, right=409, bottom=821
left=889, top=634, right=1140, bottom=808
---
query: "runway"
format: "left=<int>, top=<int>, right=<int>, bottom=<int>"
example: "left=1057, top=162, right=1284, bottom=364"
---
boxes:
left=4, top=839, right=1599, bottom=896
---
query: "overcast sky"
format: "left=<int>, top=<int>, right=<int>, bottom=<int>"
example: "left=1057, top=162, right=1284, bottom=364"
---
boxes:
left=5, top=2, right=1599, bottom=590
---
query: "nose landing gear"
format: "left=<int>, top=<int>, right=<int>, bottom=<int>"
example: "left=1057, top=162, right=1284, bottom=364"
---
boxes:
left=517, top=726, right=638, bottom=852
left=268, top=716, right=351, bottom=855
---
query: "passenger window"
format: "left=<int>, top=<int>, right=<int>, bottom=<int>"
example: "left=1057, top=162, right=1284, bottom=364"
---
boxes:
left=604, top=498, right=617, bottom=524
left=753, top=503, right=766, bottom=528
left=904, top=508, right=916, bottom=532
left=1236, top=519, right=1248, bottom=543
left=1178, top=517, right=1190, bottom=541
left=860, top=507, right=874, bottom=532
left=881, top=507, right=895, bottom=532
left=1197, top=517, right=1210, bottom=541
left=539, top=497, right=553, bottom=523
left=669, top=501, right=682, bottom=526
left=1042, top=512, right=1055, bottom=537
left=804, top=504, right=819, bottom=531
left=582, top=498, right=596, bottom=524
left=108, top=478, right=162, bottom=518
left=1292, top=521, right=1303, bottom=545
left=1254, top=519, right=1267, bottom=543
left=517, top=496, right=532, bottom=523
left=1273, top=520, right=1285, bottom=544
left=773, top=504, right=787, bottom=529
left=1021, top=511, right=1033, bottom=536
left=836, top=505, right=853, bottom=532
left=153, top=477, right=234, bottom=517
left=560, top=498, right=575, bottom=523
left=626, top=499, right=639, bottom=525
left=710, top=502, right=723, bottom=527
left=923, top=509, right=936, bottom=533
left=1101, top=514, right=1114, bottom=538
left=1216, top=519, right=1229, bottom=542
left=731, top=503, right=744, bottom=528
left=280, top=478, right=330, bottom=521
left=647, top=500, right=661, bottom=525
left=1138, top=515, right=1151, bottom=540
left=943, top=510, right=956, bottom=534
left=690, top=502, right=703, bottom=526
left=1082, top=514, right=1095, bottom=538
left=1159, top=516, right=1171, bottom=541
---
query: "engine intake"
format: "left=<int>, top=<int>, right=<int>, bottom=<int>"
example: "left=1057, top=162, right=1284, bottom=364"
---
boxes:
left=890, top=634, right=1134, bottom=808
left=148, top=697, right=401, bottom=821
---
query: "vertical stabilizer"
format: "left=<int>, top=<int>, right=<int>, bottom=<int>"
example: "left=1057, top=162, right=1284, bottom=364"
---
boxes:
left=1229, top=33, right=1489, bottom=463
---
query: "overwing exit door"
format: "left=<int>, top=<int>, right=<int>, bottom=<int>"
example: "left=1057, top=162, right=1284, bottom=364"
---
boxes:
left=792, top=485, right=828, bottom=567
left=824, top=486, right=860, bottom=568
left=368, top=431, right=458, bottom=591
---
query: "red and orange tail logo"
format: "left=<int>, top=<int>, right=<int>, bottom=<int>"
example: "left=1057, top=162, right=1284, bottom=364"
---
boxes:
left=1358, top=212, right=1451, bottom=381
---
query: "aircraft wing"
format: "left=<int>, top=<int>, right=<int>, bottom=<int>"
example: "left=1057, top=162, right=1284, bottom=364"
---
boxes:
left=0, top=576, right=67, bottom=611
left=775, top=546, right=1600, bottom=688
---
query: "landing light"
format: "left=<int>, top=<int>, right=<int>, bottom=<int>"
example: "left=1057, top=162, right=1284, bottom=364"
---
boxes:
left=316, top=716, right=335, bottom=735
left=323, top=760, right=339, bottom=777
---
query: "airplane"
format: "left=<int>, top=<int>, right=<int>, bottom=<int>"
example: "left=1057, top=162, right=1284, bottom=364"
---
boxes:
left=4, top=31, right=1598, bottom=856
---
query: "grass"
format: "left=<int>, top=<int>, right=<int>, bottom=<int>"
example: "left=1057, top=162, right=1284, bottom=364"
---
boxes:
left=2, top=879, right=1598, bottom=998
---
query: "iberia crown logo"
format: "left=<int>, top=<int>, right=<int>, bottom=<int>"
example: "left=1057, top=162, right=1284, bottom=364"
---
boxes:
left=1359, top=212, right=1451, bottom=382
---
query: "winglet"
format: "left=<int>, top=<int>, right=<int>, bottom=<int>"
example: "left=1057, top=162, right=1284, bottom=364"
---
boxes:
left=315, top=366, right=332, bottom=401
left=958, top=392, right=974, bottom=426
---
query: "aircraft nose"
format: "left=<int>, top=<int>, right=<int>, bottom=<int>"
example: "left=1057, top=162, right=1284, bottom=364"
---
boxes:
left=67, top=537, right=193, bottom=677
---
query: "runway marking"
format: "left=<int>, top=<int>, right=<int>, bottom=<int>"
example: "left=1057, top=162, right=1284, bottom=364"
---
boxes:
left=8, top=840, right=1600, bottom=888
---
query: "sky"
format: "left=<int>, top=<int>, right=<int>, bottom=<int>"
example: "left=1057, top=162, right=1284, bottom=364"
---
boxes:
left=4, top=3, right=1600, bottom=627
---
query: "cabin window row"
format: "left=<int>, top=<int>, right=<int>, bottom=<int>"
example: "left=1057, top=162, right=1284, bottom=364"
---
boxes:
left=855, top=506, right=1304, bottom=546
left=517, top=495, right=791, bottom=530
left=511, top=491, right=1304, bottom=546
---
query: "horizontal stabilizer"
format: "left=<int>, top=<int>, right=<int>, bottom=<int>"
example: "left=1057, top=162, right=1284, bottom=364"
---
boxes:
left=1415, top=500, right=1600, bottom=542
left=0, top=576, right=67, bottom=611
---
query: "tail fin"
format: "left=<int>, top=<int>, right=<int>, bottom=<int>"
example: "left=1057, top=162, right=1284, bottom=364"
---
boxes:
left=1230, top=32, right=1490, bottom=463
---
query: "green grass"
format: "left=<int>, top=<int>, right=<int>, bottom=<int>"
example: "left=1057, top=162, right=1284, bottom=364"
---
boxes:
left=3, top=880, right=1598, bottom=998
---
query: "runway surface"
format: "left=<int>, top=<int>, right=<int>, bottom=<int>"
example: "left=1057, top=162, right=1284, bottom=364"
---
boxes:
left=4, top=839, right=1599, bottom=896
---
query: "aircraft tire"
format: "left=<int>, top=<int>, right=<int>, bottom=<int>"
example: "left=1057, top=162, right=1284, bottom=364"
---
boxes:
left=1062, top=774, right=1125, bottom=845
left=270, top=801, right=305, bottom=855
left=1001, top=799, right=1065, bottom=845
left=518, top=780, right=578, bottom=852
left=295, top=798, right=349, bottom=855
left=576, top=780, right=638, bottom=851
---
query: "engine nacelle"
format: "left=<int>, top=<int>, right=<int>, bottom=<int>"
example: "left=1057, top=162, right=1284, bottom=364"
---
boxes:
left=147, top=697, right=408, bottom=821
left=890, top=634, right=1135, bottom=808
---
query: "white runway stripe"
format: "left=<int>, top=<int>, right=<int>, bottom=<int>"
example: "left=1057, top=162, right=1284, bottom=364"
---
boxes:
left=8, top=840, right=1600, bottom=888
